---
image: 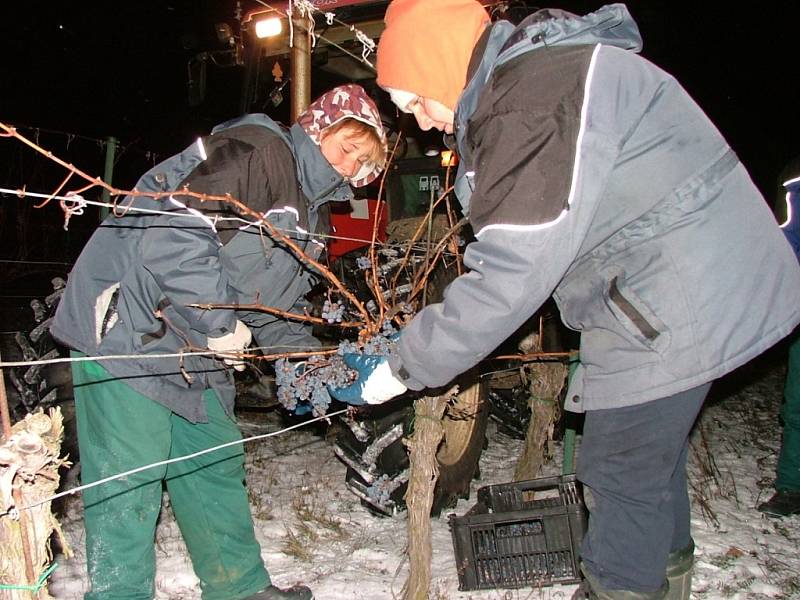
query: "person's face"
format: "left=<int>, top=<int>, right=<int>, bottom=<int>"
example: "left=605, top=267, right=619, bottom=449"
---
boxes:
left=407, top=97, right=455, bottom=134
left=319, top=127, right=373, bottom=180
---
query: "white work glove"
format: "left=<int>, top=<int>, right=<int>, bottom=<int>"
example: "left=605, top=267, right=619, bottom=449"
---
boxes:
left=207, top=320, right=252, bottom=371
left=361, top=360, right=408, bottom=404
left=329, top=355, right=408, bottom=405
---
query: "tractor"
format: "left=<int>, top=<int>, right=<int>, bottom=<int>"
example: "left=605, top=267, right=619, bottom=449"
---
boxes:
left=3, top=0, right=574, bottom=517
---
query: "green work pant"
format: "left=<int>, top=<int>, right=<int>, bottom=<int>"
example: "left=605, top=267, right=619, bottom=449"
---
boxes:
left=777, top=333, right=800, bottom=491
left=72, top=356, right=269, bottom=600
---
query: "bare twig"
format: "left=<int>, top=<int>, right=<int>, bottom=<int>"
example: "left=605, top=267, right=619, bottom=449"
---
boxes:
left=188, top=301, right=364, bottom=329
left=0, top=121, right=373, bottom=329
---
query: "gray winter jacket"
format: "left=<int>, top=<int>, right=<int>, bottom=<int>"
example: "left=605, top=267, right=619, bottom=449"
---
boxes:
left=390, top=4, right=800, bottom=411
left=52, top=115, right=352, bottom=422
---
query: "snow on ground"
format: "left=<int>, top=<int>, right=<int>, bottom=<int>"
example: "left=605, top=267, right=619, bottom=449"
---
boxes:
left=48, top=350, right=800, bottom=599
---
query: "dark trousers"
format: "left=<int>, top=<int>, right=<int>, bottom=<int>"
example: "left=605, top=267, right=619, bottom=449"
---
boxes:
left=577, top=383, right=710, bottom=592
left=777, top=333, right=800, bottom=491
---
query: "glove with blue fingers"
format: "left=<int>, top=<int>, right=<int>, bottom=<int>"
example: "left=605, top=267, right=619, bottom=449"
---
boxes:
left=329, top=352, right=408, bottom=405
left=293, top=401, right=314, bottom=416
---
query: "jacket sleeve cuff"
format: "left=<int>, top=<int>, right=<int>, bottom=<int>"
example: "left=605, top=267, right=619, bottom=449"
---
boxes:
left=388, top=353, right=426, bottom=391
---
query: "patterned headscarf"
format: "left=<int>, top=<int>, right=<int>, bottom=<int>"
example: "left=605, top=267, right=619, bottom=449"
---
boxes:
left=297, top=84, right=387, bottom=188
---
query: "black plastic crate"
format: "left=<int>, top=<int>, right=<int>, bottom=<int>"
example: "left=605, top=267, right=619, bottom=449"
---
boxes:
left=449, top=473, right=587, bottom=591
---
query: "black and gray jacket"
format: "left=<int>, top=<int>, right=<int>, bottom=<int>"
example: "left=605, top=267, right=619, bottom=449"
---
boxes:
left=52, top=115, right=352, bottom=422
left=391, top=4, right=800, bottom=411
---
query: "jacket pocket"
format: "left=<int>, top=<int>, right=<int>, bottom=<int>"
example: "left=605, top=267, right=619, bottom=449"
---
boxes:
left=139, top=297, right=171, bottom=347
left=94, top=283, right=121, bottom=345
left=603, top=274, right=671, bottom=354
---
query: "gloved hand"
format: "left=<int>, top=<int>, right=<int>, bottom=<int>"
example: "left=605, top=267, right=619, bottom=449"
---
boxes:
left=329, top=353, right=407, bottom=405
left=293, top=401, right=313, bottom=416
left=207, top=320, right=252, bottom=371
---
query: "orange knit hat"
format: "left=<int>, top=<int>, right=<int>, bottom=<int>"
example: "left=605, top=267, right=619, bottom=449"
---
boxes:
left=376, top=0, right=490, bottom=111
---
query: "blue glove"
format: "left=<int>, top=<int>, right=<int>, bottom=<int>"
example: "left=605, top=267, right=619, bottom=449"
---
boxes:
left=293, top=401, right=313, bottom=415
left=329, top=354, right=383, bottom=405
left=329, top=353, right=408, bottom=405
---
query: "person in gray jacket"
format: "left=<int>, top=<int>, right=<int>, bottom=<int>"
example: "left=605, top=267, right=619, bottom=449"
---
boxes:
left=329, top=2, right=800, bottom=598
left=51, top=84, right=386, bottom=600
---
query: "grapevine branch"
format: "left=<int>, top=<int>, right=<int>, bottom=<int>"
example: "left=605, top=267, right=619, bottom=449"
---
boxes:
left=187, top=301, right=363, bottom=329
left=389, top=184, right=456, bottom=293
left=406, top=217, right=468, bottom=303
left=0, top=120, right=374, bottom=331
left=442, top=165, right=464, bottom=277
left=364, top=133, right=403, bottom=327
left=156, top=307, right=340, bottom=378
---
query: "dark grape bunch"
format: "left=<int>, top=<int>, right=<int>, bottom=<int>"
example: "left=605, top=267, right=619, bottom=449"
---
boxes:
left=356, top=256, right=372, bottom=270
left=355, top=248, right=423, bottom=277
left=275, top=322, right=400, bottom=416
left=365, top=469, right=408, bottom=506
left=321, top=299, right=346, bottom=323
left=275, top=354, right=352, bottom=416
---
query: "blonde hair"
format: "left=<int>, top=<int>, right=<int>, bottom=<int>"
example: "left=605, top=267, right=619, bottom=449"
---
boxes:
left=321, top=118, right=387, bottom=170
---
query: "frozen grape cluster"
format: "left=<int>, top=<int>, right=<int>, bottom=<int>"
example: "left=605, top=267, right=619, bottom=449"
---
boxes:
left=276, top=324, right=400, bottom=416
left=366, top=474, right=393, bottom=508
left=275, top=353, right=355, bottom=416
left=321, top=300, right=346, bottom=323
left=337, top=322, right=398, bottom=358
left=356, top=256, right=372, bottom=270
left=364, top=471, right=408, bottom=511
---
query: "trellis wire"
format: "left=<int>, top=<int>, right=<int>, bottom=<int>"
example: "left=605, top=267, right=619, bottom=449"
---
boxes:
left=6, top=408, right=348, bottom=516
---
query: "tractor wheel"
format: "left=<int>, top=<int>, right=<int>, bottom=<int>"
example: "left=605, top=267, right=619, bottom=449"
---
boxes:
left=333, top=234, right=490, bottom=516
left=5, top=277, right=73, bottom=420
left=2, top=276, right=77, bottom=464
left=334, top=369, right=488, bottom=516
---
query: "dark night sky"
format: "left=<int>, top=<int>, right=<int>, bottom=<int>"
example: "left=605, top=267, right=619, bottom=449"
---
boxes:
left=1, top=1, right=797, bottom=201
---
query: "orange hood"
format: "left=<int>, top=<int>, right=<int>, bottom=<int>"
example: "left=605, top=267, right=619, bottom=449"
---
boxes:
left=376, top=0, right=490, bottom=111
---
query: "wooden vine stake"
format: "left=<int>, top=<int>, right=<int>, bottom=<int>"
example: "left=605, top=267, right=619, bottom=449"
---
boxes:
left=513, top=331, right=568, bottom=481
left=1, top=363, right=70, bottom=600
left=402, top=388, right=456, bottom=600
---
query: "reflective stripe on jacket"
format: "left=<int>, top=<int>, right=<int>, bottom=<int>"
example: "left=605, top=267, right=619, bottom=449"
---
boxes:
left=52, top=115, right=351, bottom=422
left=391, top=5, right=800, bottom=411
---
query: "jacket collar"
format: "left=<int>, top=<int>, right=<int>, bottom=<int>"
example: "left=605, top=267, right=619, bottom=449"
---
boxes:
left=289, top=122, right=354, bottom=212
left=454, top=20, right=515, bottom=148
left=212, top=113, right=353, bottom=214
left=450, top=21, right=514, bottom=215
left=450, top=5, right=642, bottom=215
left=506, top=4, right=642, bottom=56
left=455, top=4, right=642, bottom=137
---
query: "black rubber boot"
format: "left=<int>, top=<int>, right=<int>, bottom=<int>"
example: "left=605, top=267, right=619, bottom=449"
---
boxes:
left=757, top=490, right=800, bottom=517
left=665, top=539, right=694, bottom=600
left=245, top=584, right=313, bottom=600
left=572, top=563, right=667, bottom=600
